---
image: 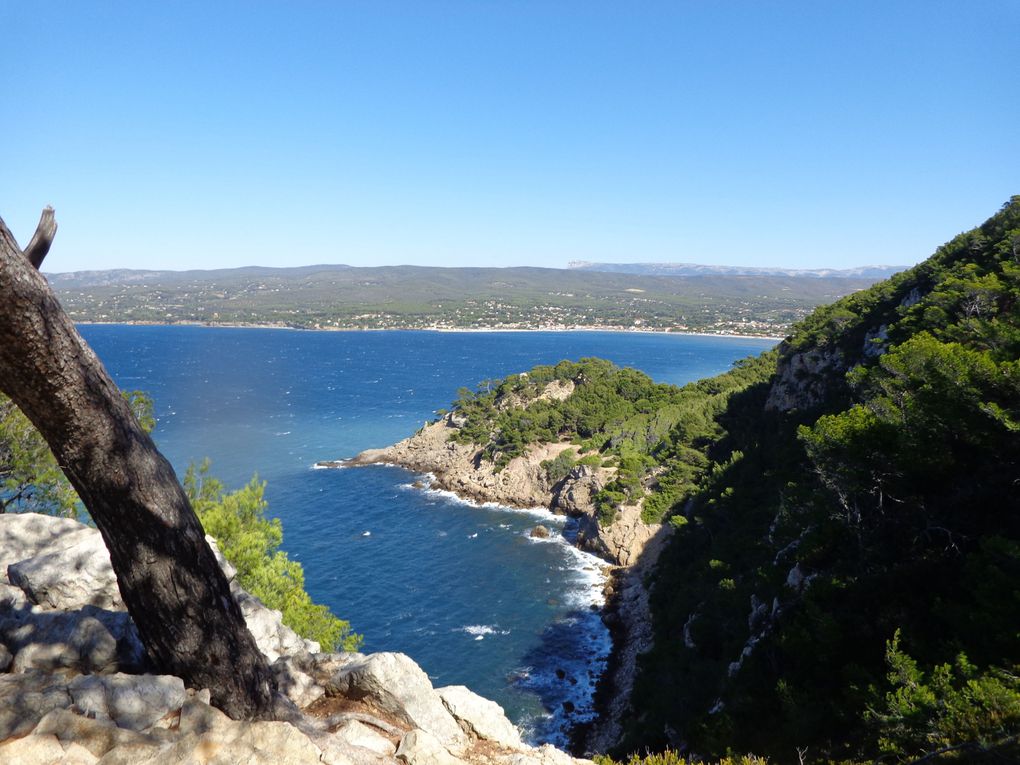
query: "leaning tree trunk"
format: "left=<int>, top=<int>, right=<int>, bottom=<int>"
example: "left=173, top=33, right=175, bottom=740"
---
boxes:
left=0, top=208, right=274, bottom=719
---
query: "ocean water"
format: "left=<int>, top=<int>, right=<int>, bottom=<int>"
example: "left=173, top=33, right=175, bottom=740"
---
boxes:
left=78, top=325, right=775, bottom=745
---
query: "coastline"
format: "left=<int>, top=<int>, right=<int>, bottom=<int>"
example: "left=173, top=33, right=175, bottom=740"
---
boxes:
left=73, top=319, right=785, bottom=342
left=324, top=417, right=670, bottom=756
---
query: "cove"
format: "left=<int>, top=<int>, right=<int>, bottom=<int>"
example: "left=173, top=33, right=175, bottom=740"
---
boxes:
left=79, top=325, right=776, bottom=745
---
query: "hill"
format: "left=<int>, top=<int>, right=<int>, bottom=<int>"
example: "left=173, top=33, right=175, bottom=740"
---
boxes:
left=369, top=198, right=1020, bottom=763
left=47, top=264, right=885, bottom=336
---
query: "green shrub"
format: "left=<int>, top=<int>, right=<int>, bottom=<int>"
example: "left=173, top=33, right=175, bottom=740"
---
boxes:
left=185, top=461, right=361, bottom=652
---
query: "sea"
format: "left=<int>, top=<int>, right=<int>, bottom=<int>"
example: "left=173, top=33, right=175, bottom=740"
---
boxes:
left=78, top=325, right=776, bottom=746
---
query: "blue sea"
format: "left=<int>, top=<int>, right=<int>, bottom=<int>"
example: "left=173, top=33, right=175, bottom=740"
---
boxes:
left=78, top=326, right=775, bottom=745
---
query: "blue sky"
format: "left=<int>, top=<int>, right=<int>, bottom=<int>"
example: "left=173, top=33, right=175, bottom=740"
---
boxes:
left=2, top=1, right=1017, bottom=273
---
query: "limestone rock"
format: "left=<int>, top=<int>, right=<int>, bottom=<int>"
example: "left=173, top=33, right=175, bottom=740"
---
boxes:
left=578, top=504, right=660, bottom=567
left=32, top=708, right=162, bottom=758
left=8, top=531, right=122, bottom=611
left=333, top=718, right=397, bottom=756
left=552, top=465, right=604, bottom=515
left=274, top=655, right=326, bottom=708
left=0, top=672, right=73, bottom=740
left=764, top=343, right=845, bottom=412
left=234, top=586, right=319, bottom=664
left=68, top=673, right=185, bottom=732
left=1, top=606, right=145, bottom=675
left=0, top=642, right=11, bottom=672
left=331, top=652, right=466, bottom=747
left=437, top=685, right=522, bottom=748
left=0, top=732, right=91, bottom=765
left=0, top=581, right=29, bottom=610
left=395, top=729, right=466, bottom=765
left=0, top=512, right=96, bottom=584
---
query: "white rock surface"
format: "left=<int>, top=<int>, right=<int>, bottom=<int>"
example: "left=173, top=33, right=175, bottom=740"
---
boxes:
left=438, top=685, right=523, bottom=748
left=68, top=673, right=186, bottom=731
left=334, top=718, right=397, bottom=756
left=0, top=512, right=96, bottom=584
left=332, top=652, right=467, bottom=748
left=396, top=729, right=466, bottom=765
left=8, top=531, right=122, bottom=611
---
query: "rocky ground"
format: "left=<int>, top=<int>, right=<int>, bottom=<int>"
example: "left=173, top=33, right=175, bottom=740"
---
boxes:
left=0, top=512, right=594, bottom=765
left=321, top=409, right=672, bottom=755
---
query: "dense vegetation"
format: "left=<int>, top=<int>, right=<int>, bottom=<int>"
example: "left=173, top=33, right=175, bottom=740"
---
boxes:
left=49, top=264, right=878, bottom=336
left=439, top=199, right=1020, bottom=763
left=0, top=392, right=357, bottom=652
left=619, top=198, right=1020, bottom=763
left=444, top=353, right=775, bottom=524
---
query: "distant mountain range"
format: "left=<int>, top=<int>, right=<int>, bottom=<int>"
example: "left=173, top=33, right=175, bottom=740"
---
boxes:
left=567, top=260, right=907, bottom=279
left=45, top=263, right=892, bottom=336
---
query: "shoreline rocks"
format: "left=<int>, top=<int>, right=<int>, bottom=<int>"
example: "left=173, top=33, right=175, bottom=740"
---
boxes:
left=0, top=512, right=594, bottom=765
left=323, top=414, right=673, bottom=756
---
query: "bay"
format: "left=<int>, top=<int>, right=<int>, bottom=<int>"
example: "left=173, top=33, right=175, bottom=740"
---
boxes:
left=79, top=325, right=775, bottom=745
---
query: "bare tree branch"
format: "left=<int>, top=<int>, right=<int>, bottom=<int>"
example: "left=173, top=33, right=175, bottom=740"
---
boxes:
left=23, top=206, right=57, bottom=269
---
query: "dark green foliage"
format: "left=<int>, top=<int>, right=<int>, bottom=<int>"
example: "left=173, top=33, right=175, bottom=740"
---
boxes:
left=444, top=353, right=775, bottom=525
left=619, top=197, right=1020, bottom=764
left=866, top=631, right=1020, bottom=762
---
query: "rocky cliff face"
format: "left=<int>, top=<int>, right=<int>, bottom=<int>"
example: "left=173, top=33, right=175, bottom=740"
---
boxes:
left=337, top=415, right=663, bottom=569
left=763, top=341, right=846, bottom=412
left=0, top=513, right=592, bottom=765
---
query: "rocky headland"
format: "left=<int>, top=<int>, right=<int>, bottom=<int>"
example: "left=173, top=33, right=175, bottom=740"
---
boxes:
left=320, top=401, right=671, bottom=754
left=0, top=511, right=593, bottom=765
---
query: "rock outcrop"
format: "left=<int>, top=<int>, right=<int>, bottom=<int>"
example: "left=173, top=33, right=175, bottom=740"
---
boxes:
left=334, top=415, right=663, bottom=570
left=0, top=513, right=594, bottom=765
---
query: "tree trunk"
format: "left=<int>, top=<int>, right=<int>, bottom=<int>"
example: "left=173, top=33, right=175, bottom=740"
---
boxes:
left=0, top=209, right=274, bottom=719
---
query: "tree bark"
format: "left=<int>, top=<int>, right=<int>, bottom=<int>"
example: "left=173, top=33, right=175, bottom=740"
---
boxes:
left=0, top=209, right=274, bottom=719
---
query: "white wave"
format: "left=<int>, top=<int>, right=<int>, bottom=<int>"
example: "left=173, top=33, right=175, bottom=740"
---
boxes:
left=459, top=624, right=510, bottom=637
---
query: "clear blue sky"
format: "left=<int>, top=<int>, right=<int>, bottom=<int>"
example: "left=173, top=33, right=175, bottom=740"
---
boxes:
left=2, top=1, right=1017, bottom=273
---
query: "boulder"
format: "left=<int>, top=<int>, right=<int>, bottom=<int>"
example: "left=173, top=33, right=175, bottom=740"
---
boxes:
left=1, top=605, right=145, bottom=675
left=529, top=525, right=550, bottom=539
left=7, top=531, right=122, bottom=611
left=0, top=512, right=96, bottom=584
left=0, top=672, right=73, bottom=740
left=0, top=732, right=95, bottom=765
left=553, top=465, right=604, bottom=515
left=99, top=719, right=324, bottom=765
left=437, top=685, right=522, bottom=748
left=32, top=708, right=164, bottom=758
left=274, top=655, right=326, bottom=708
left=0, top=582, right=29, bottom=610
left=234, top=586, right=319, bottom=664
left=68, top=673, right=186, bottom=731
left=395, top=729, right=466, bottom=765
left=330, top=652, right=466, bottom=748
left=333, top=719, right=397, bottom=756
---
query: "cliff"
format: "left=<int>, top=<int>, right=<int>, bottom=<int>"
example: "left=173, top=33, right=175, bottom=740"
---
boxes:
left=336, top=410, right=663, bottom=569
left=0, top=512, right=592, bottom=765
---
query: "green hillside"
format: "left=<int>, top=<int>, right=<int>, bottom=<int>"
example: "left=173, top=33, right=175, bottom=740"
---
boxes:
left=619, top=197, right=1020, bottom=763
left=439, top=199, right=1020, bottom=763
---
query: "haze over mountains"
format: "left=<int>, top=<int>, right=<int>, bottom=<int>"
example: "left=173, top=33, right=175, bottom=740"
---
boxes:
left=568, top=261, right=907, bottom=279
